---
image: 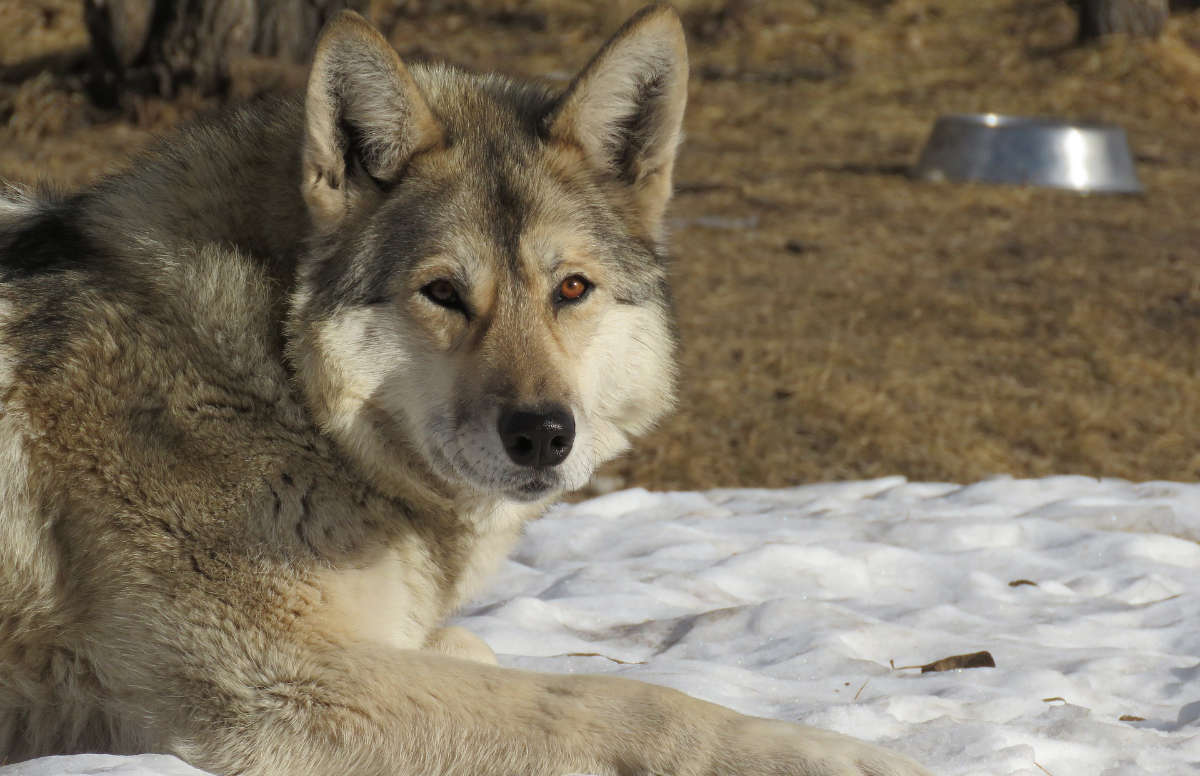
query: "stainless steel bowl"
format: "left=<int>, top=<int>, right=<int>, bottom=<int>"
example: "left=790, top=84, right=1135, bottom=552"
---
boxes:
left=912, top=114, right=1143, bottom=193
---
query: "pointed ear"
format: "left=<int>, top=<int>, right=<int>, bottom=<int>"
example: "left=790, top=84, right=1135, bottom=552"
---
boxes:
left=302, top=11, right=443, bottom=231
left=546, top=3, right=688, bottom=241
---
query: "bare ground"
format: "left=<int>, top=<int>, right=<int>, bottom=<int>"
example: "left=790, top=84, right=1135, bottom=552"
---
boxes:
left=5, top=0, right=1200, bottom=491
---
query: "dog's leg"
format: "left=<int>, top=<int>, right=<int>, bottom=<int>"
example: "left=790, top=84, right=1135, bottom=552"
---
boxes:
left=423, top=625, right=497, bottom=665
left=168, top=645, right=930, bottom=776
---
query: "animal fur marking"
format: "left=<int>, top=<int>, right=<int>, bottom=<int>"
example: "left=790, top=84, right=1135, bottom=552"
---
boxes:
left=0, top=5, right=931, bottom=775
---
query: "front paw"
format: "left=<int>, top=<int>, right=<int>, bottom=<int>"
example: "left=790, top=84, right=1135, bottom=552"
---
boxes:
left=423, top=625, right=498, bottom=665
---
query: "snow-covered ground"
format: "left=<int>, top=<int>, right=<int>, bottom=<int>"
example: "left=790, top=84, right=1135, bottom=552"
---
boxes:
left=4, top=476, right=1199, bottom=775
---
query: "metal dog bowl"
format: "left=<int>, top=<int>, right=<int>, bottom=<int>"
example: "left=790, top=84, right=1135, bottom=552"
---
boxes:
left=912, top=114, right=1143, bottom=193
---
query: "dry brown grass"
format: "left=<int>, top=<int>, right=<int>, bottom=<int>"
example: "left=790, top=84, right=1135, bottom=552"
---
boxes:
left=5, top=0, right=1200, bottom=490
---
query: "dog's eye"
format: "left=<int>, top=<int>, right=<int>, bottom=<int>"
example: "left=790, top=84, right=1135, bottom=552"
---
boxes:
left=556, top=275, right=591, bottom=304
left=421, top=279, right=467, bottom=314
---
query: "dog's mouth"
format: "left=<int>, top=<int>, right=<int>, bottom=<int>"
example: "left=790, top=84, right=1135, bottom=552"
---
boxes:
left=466, top=455, right=567, bottom=502
left=460, top=467, right=561, bottom=503
left=507, top=474, right=558, bottom=502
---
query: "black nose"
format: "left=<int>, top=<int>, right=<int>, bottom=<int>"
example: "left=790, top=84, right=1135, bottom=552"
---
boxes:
left=497, top=406, right=575, bottom=468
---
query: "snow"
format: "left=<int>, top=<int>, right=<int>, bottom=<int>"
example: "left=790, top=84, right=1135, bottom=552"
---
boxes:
left=4, top=476, right=1199, bottom=775
left=0, top=756, right=211, bottom=776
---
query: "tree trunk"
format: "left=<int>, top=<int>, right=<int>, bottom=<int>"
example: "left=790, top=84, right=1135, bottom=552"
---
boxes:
left=1077, top=0, right=1170, bottom=41
left=84, top=0, right=368, bottom=106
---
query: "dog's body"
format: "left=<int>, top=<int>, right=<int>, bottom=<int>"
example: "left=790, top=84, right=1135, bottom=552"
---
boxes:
left=0, top=7, right=929, bottom=775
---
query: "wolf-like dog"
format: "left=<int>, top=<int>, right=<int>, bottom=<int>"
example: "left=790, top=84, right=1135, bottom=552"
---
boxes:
left=0, top=6, right=931, bottom=775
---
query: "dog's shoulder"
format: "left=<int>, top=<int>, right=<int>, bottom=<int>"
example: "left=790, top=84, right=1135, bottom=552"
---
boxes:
left=0, top=180, right=305, bottom=503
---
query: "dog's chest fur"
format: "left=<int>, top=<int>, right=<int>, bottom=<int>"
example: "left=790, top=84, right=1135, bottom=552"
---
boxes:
left=316, top=500, right=531, bottom=648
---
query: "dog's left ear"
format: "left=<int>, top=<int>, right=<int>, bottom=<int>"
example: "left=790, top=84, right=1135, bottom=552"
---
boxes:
left=302, top=11, right=443, bottom=232
left=546, top=3, right=688, bottom=242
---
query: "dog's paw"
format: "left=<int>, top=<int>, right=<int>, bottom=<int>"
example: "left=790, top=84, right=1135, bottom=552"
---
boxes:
left=723, top=717, right=933, bottom=776
left=423, top=625, right=498, bottom=665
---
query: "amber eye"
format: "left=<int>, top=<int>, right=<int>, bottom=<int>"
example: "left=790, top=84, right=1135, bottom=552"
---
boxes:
left=421, top=279, right=467, bottom=315
left=558, top=274, right=591, bottom=304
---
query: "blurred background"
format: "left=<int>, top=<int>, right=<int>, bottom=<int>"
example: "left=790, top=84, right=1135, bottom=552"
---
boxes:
left=4, top=0, right=1200, bottom=491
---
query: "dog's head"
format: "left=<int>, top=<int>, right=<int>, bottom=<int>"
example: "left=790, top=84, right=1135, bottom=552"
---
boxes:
left=289, top=5, right=686, bottom=503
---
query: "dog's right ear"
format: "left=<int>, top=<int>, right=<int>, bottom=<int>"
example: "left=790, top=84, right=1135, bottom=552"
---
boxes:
left=302, top=11, right=443, bottom=232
